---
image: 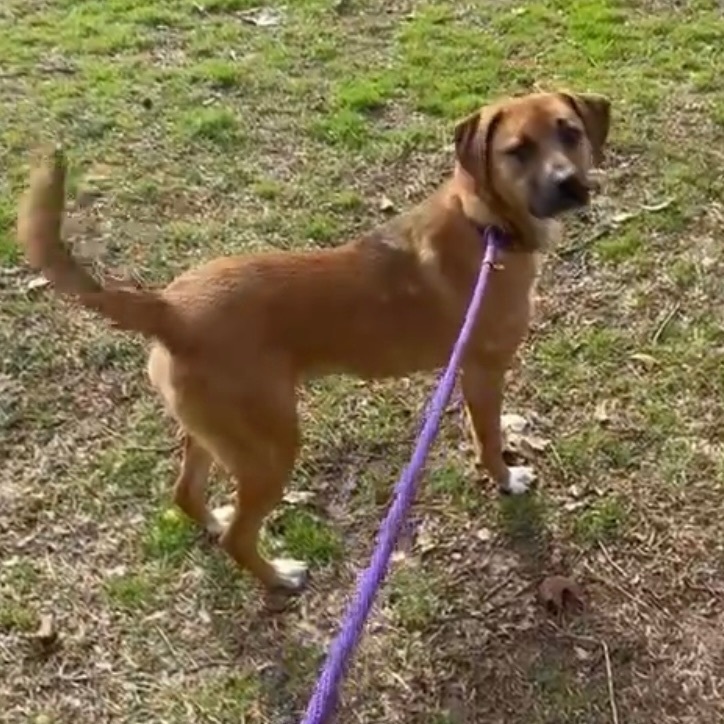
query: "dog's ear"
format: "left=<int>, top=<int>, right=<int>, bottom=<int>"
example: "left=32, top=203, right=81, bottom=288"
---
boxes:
left=453, top=106, right=503, bottom=184
left=560, top=92, right=611, bottom=165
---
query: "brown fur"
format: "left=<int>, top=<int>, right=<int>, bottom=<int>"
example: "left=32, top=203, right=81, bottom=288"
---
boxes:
left=17, top=91, right=610, bottom=593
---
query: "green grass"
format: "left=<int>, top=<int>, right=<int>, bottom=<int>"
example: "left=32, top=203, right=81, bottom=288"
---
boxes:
left=104, top=569, right=162, bottom=611
left=270, top=509, right=343, bottom=566
left=573, top=497, right=627, bottom=546
left=143, top=508, right=197, bottom=564
left=0, top=603, right=37, bottom=633
left=2, top=0, right=724, bottom=721
left=387, top=566, right=443, bottom=632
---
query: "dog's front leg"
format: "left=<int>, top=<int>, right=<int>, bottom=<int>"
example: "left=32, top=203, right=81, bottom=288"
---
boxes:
left=461, top=363, right=535, bottom=495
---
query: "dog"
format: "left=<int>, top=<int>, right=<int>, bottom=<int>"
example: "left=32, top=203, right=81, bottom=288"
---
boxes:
left=17, top=90, right=610, bottom=594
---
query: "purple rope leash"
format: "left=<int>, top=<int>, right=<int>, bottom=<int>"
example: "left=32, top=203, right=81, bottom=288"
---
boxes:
left=301, top=227, right=504, bottom=724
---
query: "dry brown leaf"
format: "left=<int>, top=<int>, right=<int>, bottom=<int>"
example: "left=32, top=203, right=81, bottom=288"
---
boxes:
left=502, top=413, right=549, bottom=459
left=524, top=434, right=550, bottom=453
left=30, top=614, right=58, bottom=648
left=630, top=352, right=658, bottom=369
left=379, top=195, right=395, bottom=212
left=538, top=575, right=585, bottom=615
left=241, top=7, right=283, bottom=26
left=594, top=400, right=611, bottom=424
left=501, top=413, right=528, bottom=434
left=27, top=276, right=50, bottom=291
left=282, top=490, right=315, bottom=505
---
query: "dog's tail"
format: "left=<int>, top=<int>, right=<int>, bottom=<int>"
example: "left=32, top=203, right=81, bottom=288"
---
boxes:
left=17, top=147, right=191, bottom=355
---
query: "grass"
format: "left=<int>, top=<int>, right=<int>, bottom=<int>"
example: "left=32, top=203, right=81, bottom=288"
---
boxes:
left=2, top=0, right=724, bottom=721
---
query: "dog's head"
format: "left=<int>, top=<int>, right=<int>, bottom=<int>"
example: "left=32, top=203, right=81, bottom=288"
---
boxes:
left=454, top=91, right=610, bottom=222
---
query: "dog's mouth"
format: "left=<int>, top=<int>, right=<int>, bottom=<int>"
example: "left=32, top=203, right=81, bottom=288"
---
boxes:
left=529, top=174, right=591, bottom=219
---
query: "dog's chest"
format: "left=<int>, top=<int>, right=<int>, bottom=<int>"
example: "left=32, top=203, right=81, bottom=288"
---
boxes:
left=472, top=252, right=540, bottom=357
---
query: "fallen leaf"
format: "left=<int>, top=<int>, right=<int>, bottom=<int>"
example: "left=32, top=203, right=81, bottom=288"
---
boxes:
left=594, top=400, right=611, bottom=424
left=642, top=198, right=673, bottom=212
left=379, top=195, right=395, bottom=212
left=27, top=276, right=50, bottom=291
left=505, top=431, right=524, bottom=453
left=241, top=7, right=283, bottom=26
left=538, top=575, right=585, bottom=615
left=630, top=352, right=658, bottom=369
left=475, top=527, right=493, bottom=542
left=283, top=490, right=315, bottom=505
left=501, top=413, right=528, bottom=434
left=506, top=432, right=551, bottom=458
left=523, top=434, right=550, bottom=453
left=611, top=211, right=636, bottom=225
left=31, top=614, right=58, bottom=648
left=416, top=526, right=436, bottom=553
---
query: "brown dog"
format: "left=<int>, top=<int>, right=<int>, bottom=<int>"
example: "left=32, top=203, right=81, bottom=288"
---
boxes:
left=17, top=91, right=610, bottom=594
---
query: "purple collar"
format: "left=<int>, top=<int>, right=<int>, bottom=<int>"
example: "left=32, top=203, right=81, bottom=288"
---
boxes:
left=474, top=223, right=511, bottom=248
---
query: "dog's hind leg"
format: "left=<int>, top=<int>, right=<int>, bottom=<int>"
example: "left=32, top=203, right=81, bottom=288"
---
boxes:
left=219, top=444, right=308, bottom=594
left=173, top=432, right=223, bottom=535
left=177, top=377, right=307, bottom=593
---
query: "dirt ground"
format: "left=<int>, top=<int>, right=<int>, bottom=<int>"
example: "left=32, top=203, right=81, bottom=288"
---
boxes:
left=2, top=1, right=724, bottom=722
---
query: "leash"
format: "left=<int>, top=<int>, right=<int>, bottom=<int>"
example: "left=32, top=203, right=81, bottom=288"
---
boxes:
left=300, top=226, right=506, bottom=724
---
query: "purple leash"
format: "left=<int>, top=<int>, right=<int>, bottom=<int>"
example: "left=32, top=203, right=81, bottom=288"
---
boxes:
left=300, top=227, right=504, bottom=724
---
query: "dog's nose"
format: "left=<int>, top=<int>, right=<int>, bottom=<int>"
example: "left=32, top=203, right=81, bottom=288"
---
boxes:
left=530, top=168, right=590, bottom=219
left=553, top=169, right=584, bottom=202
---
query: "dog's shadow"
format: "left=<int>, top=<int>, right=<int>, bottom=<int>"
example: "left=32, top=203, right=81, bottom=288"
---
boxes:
left=497, top=491, right=552, bottom=572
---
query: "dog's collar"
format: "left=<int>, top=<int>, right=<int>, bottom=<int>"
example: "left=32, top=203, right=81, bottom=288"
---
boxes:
left=472, top=221, right=545, bottom=253
left=473, top=223, right=511, bottom=248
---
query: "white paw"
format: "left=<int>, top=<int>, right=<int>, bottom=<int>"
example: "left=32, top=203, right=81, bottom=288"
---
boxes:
left=271, top=558, right=309, bottom=593
left=206, top=504, right=235, bottom=537
left=503, top=466, right=536, bottom=495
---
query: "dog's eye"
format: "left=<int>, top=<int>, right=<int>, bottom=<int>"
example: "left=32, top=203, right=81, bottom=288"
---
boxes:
left=505, top=138, right=535, bottom=163
left=558, top=120, right=582, bottom=147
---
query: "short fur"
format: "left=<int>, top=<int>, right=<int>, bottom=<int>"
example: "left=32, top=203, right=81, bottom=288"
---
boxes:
left=17, top=91, right=610, bottom=593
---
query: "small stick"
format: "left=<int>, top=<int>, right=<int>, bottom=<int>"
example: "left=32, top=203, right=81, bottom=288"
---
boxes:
left=547, top=626, right=619, bottom=724
left=652, top=302, right=680, bottom=344
left=602, top=640, right=620, bottom=724
left=598, top=542, right=628, bottom=580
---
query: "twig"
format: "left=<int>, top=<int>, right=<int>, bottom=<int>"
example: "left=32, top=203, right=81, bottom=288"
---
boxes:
left=482, top=580, right=538, bottom=617
left=101, top=422, right=181, bottom=453
left=598, top=541, right=628, bottom=580
left=652, top=302, right=681, bottom=344
left=0, top=64, right=76, bottom=79
left=478, top=573, right=515, bottom=604
left=547, top=626, right=619, bottom=724
left=557, top=226, right=610, bottom=258
left=155, top=625, right=182, bottom=663
left=441, top=579, right=536, bottom=623
left=125, top=442, right=180, bottom=453
left=584, top=565, right=664, bottom=618
left=558, top=198, right=674, bottom=258
left=682, top=579, right=724, bottom=597
left=602, top=640, right=620, bottom=724
left=597, top=543, right=668, bottom=606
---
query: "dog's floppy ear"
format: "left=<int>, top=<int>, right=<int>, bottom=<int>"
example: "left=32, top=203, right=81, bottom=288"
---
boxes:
left=453, top=106, right=503, bottom=184
left=560, top=92, right=611, bottom=165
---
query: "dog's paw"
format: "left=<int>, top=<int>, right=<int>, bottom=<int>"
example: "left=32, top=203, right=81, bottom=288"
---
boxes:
left=270, top=558, right=309, bottom=594
left=500, top=466, right=536, bottom=496
left=206, top=504, right=235, bottom=538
